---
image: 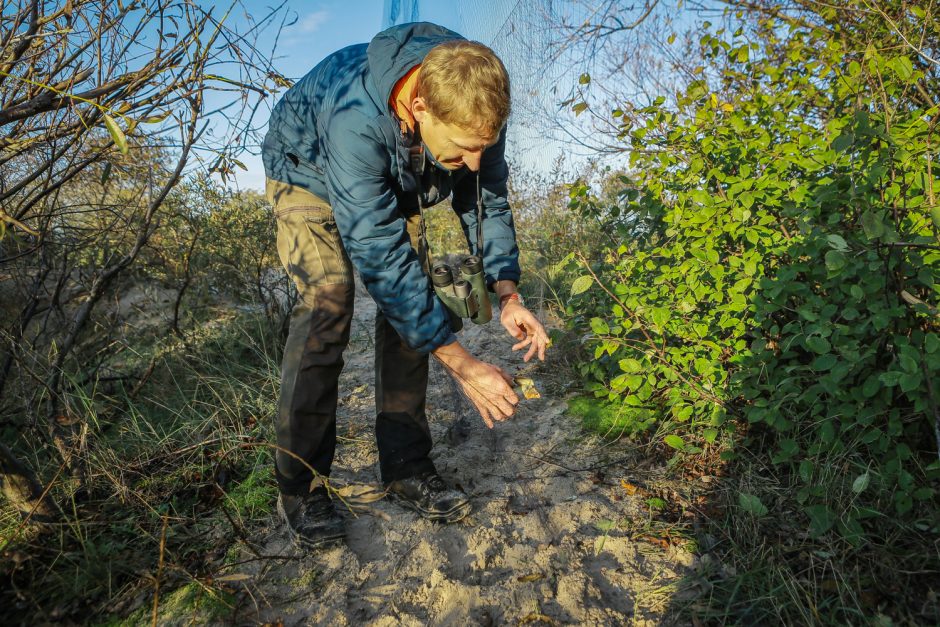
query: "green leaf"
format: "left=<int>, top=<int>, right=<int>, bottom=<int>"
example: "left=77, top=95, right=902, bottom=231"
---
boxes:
left=888, top=55, right=914, bottom=80
left=832, top=133, right=854, bottom=152
left=579, top=73, right=591, bottom=85
left=852, top=472, right=870, bottom=494
left=899, top=348, right=919, bottom=373
left=142, top=110, right=172, bottom=124
left=738, top=493, right=768, bottom=516
left=879, top=371, right=901, bottom=387
left=664, top=434, right=685, bottom=450
left=622, top=374, right=643, bottom=392
left=899, top=372, right=923, bottom=393
left=825, top=250, right=846, bottom=272
left=570, top=275, right=593, bottom=296
left=799, top=460, right=814, bottom=483
left=651, top=308, right=670, bottom=329
left=100, top=162, right=112, bottom=185
left=572, top=102, right=588, bottom=116
left=862, top=375, right=881, bottom=398
left=590, top=317, right=610, bottom=335
left=739, top=192, right=755, bottom=209
left=895, top=492, right=913, bottom=515
left=926, top=334, right=939, bottom=354
left=826, top=234, right=848, bottom=251
left=806, top=335, right=831, bottom=354
left=860, top=211, right=884, bottom=239
left=619, top=358, right=643, bottom=373
left=806, top=504, right=835, bottom=536
left=838, top=517, right=864, bottom=547
left=104, top=114, right=128, bottom=154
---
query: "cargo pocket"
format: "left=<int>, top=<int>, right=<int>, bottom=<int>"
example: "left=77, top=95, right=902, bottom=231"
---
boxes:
left=275, top=205, right=353, bottom=304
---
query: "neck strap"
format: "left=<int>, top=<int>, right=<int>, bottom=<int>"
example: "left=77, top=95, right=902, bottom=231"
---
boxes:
left=409, top=144, right=485, bottom=266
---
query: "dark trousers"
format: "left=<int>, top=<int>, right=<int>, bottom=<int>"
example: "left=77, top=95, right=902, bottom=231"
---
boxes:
left=267, top=179, right=436, bottom=495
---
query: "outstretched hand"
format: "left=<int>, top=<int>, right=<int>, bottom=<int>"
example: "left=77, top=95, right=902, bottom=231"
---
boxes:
left=499, top=299, right=550, bottom=362
left=432, top=341, right=519, bottom=428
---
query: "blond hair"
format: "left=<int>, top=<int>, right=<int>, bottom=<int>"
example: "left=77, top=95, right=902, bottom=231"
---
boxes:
left=417, top=40, right=510, bottom=137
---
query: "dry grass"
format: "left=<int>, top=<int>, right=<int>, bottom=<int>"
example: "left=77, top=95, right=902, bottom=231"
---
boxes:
left=1, top=310, right=288, bottom=624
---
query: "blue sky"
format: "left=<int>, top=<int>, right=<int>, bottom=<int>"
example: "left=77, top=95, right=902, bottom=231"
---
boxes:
left=219, top=0, right=642, bottom=191
left=225, top=0, right=383, bottom=191
left=224, top=0, right=461, bottom=191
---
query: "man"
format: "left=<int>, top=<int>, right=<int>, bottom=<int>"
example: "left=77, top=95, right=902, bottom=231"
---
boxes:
left=261, top=21, right=549, bottom=550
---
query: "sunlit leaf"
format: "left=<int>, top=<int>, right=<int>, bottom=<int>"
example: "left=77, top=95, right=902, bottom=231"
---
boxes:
left=852, top=472, right=870, bottom=494
left=142, top=110, right=172, bottom=124
left=620, top=479, right=639, bottom=495
left=570, top=275, right=593, bottom=296
left=514, top=377, right=541, bottom=400
left=664, top=434, right=685, bottom=450
left=103, top=113, right=128, bottom=154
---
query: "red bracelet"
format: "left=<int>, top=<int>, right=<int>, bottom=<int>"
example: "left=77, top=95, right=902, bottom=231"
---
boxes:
left=499, top=292, right=521, bottom=308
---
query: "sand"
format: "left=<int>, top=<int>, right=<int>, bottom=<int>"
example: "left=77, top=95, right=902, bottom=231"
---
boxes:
left=235, top=280, right=694, bottom=625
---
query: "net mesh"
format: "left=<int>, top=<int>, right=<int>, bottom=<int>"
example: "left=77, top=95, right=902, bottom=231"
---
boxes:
left=383, top=1, right=594, bottom=174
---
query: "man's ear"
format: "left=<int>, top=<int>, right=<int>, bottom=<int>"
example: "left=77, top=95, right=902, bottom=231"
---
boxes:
left=412, top=97, right=429, bottom=123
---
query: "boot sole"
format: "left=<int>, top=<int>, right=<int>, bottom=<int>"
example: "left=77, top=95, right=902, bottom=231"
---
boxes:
left=277, top=497, right=346, bottom=550
left=388, top=492, right=472, bottom=523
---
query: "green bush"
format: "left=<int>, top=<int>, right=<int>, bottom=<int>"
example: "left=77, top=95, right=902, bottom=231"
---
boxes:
left=565, top=7, right=939, bottom=541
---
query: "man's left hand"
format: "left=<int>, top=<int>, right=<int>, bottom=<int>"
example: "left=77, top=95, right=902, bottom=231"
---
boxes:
left=499, top=298, right=550, bottom=362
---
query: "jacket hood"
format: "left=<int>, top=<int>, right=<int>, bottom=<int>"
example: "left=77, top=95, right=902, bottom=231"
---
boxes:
left=366, top=22, right=465, bottom=111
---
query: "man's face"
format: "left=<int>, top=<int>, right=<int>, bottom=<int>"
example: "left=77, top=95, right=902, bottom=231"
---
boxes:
left=412, top=99, right=497, bottom=172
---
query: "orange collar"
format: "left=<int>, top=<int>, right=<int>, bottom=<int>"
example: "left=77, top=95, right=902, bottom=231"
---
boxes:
left=389, top=64, right=421, bottom=135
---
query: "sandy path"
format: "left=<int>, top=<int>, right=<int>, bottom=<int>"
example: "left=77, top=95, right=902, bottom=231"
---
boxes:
left=242, top=281, right=693, bottom=625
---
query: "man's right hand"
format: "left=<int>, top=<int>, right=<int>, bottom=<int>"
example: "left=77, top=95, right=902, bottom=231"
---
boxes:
left=431, top=340, right=518, bottom=428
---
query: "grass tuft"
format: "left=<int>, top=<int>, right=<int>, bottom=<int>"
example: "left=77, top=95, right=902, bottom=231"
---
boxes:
left=1, top=309, right=286, bottom=624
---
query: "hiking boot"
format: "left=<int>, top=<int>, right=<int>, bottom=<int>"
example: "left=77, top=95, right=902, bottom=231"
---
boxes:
left=386, top=472, right=471, bottom=523
left=277, top=489, right=345, bottom=550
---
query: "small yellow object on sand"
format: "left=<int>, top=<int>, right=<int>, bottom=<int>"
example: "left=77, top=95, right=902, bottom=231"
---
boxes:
left=514, top=377, right=541, bottom=399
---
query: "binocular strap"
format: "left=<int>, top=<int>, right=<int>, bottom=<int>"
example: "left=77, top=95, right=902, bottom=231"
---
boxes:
left=409, top=143, right=485, bottom=271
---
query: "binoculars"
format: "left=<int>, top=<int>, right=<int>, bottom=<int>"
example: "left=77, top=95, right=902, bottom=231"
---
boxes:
left=431, top=255, right=492, bottom=329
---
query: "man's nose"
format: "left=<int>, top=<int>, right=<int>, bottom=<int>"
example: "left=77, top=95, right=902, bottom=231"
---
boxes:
left=463, top=150, right=483, bottom=171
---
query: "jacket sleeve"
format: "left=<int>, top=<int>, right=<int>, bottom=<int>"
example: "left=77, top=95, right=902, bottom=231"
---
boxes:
left=452, top=127, right=521, bottom=288
left=322, top=113, right=456, bottom=354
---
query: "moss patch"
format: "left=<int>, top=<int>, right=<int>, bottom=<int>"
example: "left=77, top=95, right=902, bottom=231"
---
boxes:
left=568, top=396, right=656, bottom=438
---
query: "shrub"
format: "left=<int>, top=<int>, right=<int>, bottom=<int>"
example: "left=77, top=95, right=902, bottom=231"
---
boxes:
left=565, top=5, right=939, bottom=544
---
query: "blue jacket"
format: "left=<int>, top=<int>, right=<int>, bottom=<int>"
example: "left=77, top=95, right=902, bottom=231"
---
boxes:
left=262, top=22, right=520, bottom=354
